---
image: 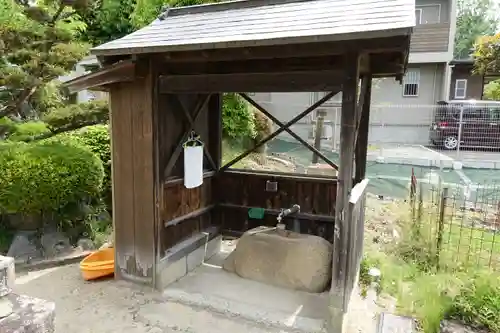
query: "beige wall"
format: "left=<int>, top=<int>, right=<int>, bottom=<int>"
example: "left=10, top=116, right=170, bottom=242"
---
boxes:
left=251, top=64, right=447, bottom=147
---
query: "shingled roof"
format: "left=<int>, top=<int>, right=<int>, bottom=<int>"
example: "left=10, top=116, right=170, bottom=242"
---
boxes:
left=92, top=0, right=415, bottom=57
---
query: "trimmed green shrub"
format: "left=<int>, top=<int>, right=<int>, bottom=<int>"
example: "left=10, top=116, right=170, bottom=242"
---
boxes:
left=71, top=125, right=111, bottom=201
left=222, top=93, right=256, bottom=140
left=0, top=138, right=104, bottom=216
left=6, top=121, right=50, bottom=141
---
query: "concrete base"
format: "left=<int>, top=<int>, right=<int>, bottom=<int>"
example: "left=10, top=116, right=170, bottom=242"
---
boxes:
left=0, top=294, right=55, bottom=333
left=1, top=255, right=55, bottom=333
left=156, top=229, right=222, bottom=290
left=162, top=248, right=329, bottom=333
left=367, top=145, right=455, bottom=169
left=1, top=256, right=15, bottom=297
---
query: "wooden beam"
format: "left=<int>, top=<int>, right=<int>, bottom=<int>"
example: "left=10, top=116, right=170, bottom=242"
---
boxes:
left=219, top=204, right=336, bottom=223
left=240, top=93, right=338, bottom=171
left=164, top=205, right=215, bottom=227
left=161, top=55, right=344, bottom=75
left=355, top=75, right=372, bottom=184
left=159, top=70, right=344, bottom=93
left=221, top=91, right=339, bottom=170
left=161, top=36, right=410, bottom=63
left=354, top=76, right=370, bottom=144
left=163, top=95, right=210, bottom=179
left=63, top=60, right=136, bottom=93
left=223, top=169, right=338, bottom=183
left=331, top=53, right=360, bottom=313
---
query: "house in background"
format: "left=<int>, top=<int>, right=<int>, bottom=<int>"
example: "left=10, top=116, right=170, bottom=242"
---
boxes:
left=449, top=59, right=485, bottom=100
left=59, top=55, right=108, bottom=103
left=252, top=0, right=457, bottom=148
left=448, top=58, right=500, bottom=100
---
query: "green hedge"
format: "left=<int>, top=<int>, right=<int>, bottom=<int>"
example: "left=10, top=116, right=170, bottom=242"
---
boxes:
left=222, top=93, right=256, bottom=140
left=6, top=121, right=50, bottom=141
left=71, top=125, right=112, bottom=205
left=0, top=138, right=104, bottom=215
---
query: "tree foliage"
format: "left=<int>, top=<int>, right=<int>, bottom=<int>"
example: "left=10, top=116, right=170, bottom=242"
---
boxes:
left=222, top=93, right=256, bottom=140
left=131, top=0, right=219, bottom=29
left=455, top=0, right=498, bottom=60
left=473, top=34, right=500, bottom=74
left=76, top=0, right=136, bottom=46
left=0, top=0, right=90, bottom=119
left=483, top=79, right=500, bottom=100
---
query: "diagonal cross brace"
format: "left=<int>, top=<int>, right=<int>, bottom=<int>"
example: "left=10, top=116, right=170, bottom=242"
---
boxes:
left=221, top=90, right=340, bottom=171
left=240, top=93, right=338, bottom=171
left=164, top=94, right=215, bottom=179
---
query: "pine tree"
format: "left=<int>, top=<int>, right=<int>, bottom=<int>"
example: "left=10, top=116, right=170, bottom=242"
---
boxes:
left=0, top=0, right=89, bottom=119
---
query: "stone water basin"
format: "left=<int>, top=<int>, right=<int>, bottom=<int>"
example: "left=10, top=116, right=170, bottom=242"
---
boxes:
left=222, top=226, right=333, bottom=293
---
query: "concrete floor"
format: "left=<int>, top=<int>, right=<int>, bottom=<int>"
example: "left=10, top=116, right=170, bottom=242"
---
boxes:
left=13, top=263, right=306, bottom=333
left=11, top=241, right=377, bottom=333
left=162, top=245, right=329, bottom=333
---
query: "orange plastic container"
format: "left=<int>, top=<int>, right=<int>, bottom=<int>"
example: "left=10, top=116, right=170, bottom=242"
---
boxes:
left=80, top=247, right=115, bottom=281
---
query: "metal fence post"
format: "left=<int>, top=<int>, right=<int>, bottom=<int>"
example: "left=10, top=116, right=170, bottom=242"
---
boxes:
left=436, top=187, right=448, bottom=271
left=456, top=105, right=464, bottom=159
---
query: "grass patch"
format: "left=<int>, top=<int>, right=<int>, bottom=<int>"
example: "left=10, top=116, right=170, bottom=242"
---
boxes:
left=362, top=200, right=500, bottom=333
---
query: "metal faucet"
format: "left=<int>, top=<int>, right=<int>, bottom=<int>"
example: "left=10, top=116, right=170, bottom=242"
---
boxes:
left=276, top=204, right=301, bottom=231
left=248, top=204, right=301, bottom=236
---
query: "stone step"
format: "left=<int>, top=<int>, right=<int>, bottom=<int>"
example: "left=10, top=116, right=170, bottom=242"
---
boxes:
left=377, top=312, right=416, bottom=333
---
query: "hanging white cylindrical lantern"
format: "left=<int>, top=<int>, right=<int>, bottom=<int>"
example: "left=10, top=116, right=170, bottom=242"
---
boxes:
left=183, top=132, right=204, bottom=189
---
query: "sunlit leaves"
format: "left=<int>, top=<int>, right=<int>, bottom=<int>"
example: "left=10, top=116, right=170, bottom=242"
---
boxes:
left=454, top=0, right=498, bottom=59
left=473, top=34, right=500, bottom=74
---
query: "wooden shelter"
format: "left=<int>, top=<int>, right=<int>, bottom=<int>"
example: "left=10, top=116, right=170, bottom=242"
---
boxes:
left=66, top=0, right=413, bottom=329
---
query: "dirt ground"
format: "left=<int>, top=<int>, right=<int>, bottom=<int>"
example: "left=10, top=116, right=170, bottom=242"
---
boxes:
left=13, top=263, right=381, bottom=333
left=13, top=264, right=322, bottom=333
left=10, top=195, right=398, bottom=333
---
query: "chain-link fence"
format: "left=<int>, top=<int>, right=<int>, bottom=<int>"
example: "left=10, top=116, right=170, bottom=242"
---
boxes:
left=243, top=98, right=500, bottom=167
left=409, top=180, right=500, bottom=272
left=222, top=96, right=500, bottom=199
left=222, top=94, right=500, bottom=272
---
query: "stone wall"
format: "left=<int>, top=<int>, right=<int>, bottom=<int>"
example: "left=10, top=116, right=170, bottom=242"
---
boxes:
left=0, top=255, right=56, bottom=333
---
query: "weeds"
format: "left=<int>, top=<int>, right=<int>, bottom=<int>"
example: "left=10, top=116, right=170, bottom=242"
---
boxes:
left=362, top=199, right=500, bottom=333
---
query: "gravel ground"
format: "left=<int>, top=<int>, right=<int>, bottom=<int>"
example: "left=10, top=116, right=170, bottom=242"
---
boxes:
left=13, top=264, right=165, bottom=333
left=11, top=264, right=317, bottom=333
left=11, top=195, right=396, bottom=333
left=12, top=263, right=380, bottom=333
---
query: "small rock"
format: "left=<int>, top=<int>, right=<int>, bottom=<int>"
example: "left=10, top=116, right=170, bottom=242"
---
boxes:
left=41, top=231, right=73, bottom=257
left=0, top=298, right=13, bottom=319
left=7, top=231, right=42, bottom=263
left=99, top=242, right=113, bottom=250
left=77, top=238, right=95, bottom=251
left=392, top=229, right=400, bottom=239
left=440, top=320, right=489, bottom=333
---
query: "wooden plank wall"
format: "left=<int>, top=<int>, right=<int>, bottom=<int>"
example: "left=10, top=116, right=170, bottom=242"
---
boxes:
left=156, top=92, right=221, bottom=258
left=160, top=180, right=214, bottom=255
left=216, top=171, right=337, bottom=243
left=109, top=61, right=156, bottom=285
left=410, top=23, right=450, bottom=53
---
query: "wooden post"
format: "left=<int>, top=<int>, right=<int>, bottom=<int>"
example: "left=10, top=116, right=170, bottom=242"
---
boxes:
left=312, top=109, right=326, bottom=164
left=110, top=61, right=157, bottom=286
left=330, top=53, right=359, bottom=333
left=354, top=75, right=372, bottom=184
left=208, top=93, right=222, bottom=170
left=436, top=187, right=448, bottom=271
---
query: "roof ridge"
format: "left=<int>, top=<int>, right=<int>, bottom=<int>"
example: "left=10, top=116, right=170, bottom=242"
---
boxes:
left=165, top=0, right=313, bottom=17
